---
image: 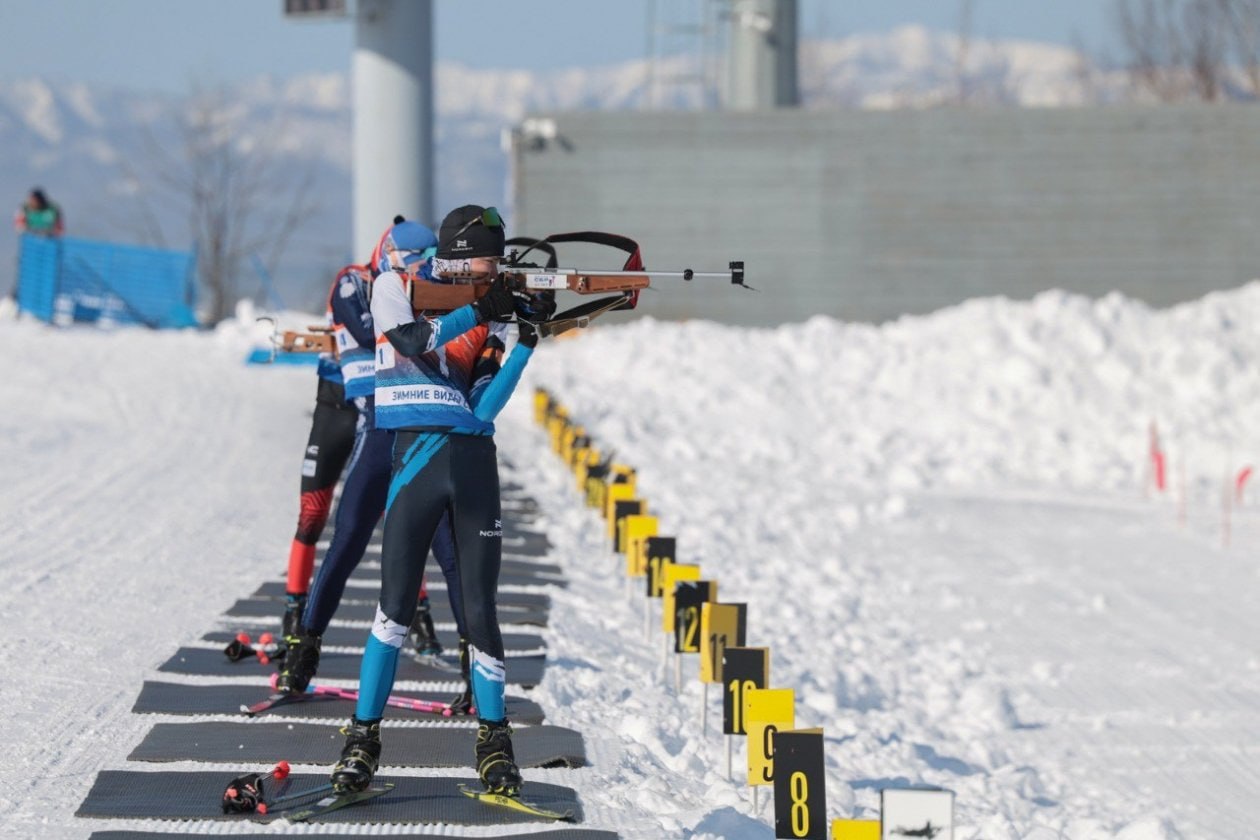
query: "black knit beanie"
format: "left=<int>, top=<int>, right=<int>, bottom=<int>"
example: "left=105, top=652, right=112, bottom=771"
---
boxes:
left=436, top=204, right=505, bottom=259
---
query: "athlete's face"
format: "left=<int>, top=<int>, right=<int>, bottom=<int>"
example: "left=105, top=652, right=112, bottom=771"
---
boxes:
left=465, top=257, right=499, bottom=280
left=396, top=251, right=427, bottom=276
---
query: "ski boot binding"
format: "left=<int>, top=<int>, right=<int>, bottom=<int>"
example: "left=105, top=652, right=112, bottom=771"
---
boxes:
left=331, top=717, right=381, bottom=793
left=275, top=627, right=321, bottom=694
left=475, top=719, right=522, bottom=796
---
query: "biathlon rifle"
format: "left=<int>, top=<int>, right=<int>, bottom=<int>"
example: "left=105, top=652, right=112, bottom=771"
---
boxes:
left=260, top=232, right=748, bottom=354
left=256, top=317, right=336, bottom=360
left=412, top=231, right=748, bottom=338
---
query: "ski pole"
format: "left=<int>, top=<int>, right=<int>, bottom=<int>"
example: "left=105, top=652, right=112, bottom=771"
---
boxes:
left=225, top=631, right=283, bottom=664
left=254, top=631, right=277, bottom=665
left=307, top=681, right=456, bottom=715
left=269, top=672, right=458, bottom=716
left=221, top=760, right=291, bottom=814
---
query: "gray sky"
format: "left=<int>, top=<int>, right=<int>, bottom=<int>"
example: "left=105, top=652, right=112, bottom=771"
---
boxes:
left=0, top=1, right=1117, bottom=93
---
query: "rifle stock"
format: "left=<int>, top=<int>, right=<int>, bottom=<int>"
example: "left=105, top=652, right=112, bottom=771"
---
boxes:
left=562, top=274, right=650, bottom=294
left=281, top=331, right=335, bottom=354
left=409, top=282, right=488, bottom=312
left=408, top=273, right=649, bottom=313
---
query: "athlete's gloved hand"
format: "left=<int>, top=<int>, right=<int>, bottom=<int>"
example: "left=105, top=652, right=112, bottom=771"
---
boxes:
left=472, top=276, right=515, bottom=322
left=513, top=290, right=557, bottom=323
left=518, top=320, right=539, bottom=349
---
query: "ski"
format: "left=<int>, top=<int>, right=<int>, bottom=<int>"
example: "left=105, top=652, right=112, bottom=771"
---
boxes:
left=457, top=783, right=574, bottom=821
left=241, top=692, right=309, bottom=716
left=284, top=783, right=394, bottom=822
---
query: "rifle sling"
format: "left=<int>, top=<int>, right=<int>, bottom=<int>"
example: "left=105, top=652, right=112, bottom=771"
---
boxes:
left=539, top=294, right=632, bottom=338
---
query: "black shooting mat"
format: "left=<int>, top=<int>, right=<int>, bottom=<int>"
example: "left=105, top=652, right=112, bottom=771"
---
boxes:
left=224, top=597, right=550, bottom=627
left=89, top=831, right=618, bottom=840
left=499, top=532, right=551, bottom=555
left=255, top=573, right=564, bottom=601
left=332, top=529, right=551, bottom=556
left=203, top=625, right=545, bottom=653
left=159, top=648, right=547, bottom=687
left=130, top=681, right=546, bottom=724
left=502, top=488, right=542, bottom=509
left=77, top=771, right=584, bottom=825
left=129, top=722, right=586, bottom=769
left=340, top=564, right=567, bottom=591
left=248, top=584, right=552, bottom=611
left=346, top=555, right=566, bottom=577
left=315, top=520, right=546, bottom=549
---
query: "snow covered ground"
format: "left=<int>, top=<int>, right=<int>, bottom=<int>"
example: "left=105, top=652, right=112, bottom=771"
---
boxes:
left=4, top=286, right=1260, bottom=838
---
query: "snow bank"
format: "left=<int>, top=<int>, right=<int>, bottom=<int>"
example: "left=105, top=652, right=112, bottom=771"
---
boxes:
left=6, top=284, right=1260, bottom=838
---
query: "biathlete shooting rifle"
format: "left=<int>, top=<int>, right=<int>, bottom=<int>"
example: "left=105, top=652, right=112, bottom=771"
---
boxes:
left=261, top=231, right=747, bottom=352
left=415, top=231, right=748, bottom=338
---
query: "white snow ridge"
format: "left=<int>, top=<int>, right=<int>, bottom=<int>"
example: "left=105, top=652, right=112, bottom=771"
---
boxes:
left=6, top=284, right=1260, bottom=837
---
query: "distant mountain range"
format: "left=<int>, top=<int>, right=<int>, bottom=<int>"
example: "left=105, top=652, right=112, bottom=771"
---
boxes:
left=0, top=26, right=1123, bottom=315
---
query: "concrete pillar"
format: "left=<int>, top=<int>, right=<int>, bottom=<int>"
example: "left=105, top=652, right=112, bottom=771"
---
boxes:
left=352, top=0, right=433, bottom=260
left=725, top=0, right=798, bottom=110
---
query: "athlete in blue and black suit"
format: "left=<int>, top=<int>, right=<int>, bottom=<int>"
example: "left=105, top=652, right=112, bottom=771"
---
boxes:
left=331, top=205, right=537, bottom=796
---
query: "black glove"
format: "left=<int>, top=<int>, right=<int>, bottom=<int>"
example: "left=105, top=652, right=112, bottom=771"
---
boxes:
left=472, top=276, right=514, bottom=322
left=518, top=320, right=539, bottom=348
left=513, top=290, right=557, bottom=323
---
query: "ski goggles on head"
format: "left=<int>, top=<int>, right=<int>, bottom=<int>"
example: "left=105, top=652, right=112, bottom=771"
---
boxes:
left=432, top=256, right=499, bottom=284
left=439, top=206, right=504, bottom=251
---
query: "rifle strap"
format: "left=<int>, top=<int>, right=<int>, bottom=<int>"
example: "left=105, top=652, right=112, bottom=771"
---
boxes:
left=538, top=294, right=631, bottom=338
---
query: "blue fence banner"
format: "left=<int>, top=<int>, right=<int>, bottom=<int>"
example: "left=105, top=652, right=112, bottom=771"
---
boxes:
left=16, top=234, right=198, bottom=328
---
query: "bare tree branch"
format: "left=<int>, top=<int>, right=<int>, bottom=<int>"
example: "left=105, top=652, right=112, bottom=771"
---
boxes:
left=1220, top=0, right=1260, bottom=96
left=1112, top=0, right=1231, bottom=101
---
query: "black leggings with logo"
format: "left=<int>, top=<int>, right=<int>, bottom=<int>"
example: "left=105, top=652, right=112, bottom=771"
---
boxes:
left=378, top=431, right=503, bottom=661
left=357, top=431, right=507, bottom=722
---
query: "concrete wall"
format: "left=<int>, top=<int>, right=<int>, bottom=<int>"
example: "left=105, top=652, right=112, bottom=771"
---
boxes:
left=513, top=106, right=1260, bottom=326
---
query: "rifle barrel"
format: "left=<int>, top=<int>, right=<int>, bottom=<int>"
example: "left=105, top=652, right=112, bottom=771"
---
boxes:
left=513, top=269, right=732, bottom=279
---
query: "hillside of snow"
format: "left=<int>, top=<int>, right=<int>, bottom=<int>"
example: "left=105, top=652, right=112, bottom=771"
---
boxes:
left=0, top=26, right=1119, bottom=315
left=4, top=283, right=1260, bottom=838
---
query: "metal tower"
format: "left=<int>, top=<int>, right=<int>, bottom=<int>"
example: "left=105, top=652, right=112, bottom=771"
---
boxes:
left=285, top=0, right=433, bottom=260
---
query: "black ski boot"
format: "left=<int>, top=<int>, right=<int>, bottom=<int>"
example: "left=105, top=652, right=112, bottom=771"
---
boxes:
left=281, top=593, right=306, bottom=639
left=408, top=596, right=442, bottom=657
left=449, top=637, right=474, bottom=715
left=475, top=719, right=521, bottom=795
left=331, top=717, right=381, bottom=793
left=275, top=627, right=321, bottom=694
